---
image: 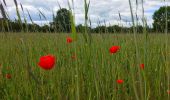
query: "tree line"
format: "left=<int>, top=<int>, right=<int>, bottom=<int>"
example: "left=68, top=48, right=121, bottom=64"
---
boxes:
left=0, top=6, right=170, bottom=33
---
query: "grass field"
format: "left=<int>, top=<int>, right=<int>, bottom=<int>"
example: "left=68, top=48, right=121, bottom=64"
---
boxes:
left=0, top=33, right=169, bottom=99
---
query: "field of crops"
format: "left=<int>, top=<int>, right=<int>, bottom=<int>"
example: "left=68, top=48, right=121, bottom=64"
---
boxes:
left=0, top=33, right=169, bottom=99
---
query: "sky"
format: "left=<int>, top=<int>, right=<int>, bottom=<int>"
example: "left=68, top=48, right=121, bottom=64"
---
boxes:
left=0, top=0, right=170, bottom=27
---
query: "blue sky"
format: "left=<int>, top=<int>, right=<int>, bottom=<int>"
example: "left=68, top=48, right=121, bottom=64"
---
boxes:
left=0, top=0, right=169, bottom=27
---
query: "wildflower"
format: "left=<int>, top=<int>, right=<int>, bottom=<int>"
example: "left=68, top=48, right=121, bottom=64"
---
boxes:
left=71, top=54, right=76, bottom=60
left=38, top=55, right=55, bottom=70
left=6, top=74, right=11, bottom=79
left=140, top=64, right=144, bottom=69
left=67, top=37, right=73, bottom=43
left=167, top=90, right=170, bottom=94
left=117, top=79, right=124, bottom=84
left=109, top=46, right=120, bottom=54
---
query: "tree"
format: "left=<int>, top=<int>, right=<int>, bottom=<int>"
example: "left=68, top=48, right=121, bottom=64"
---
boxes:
left=41, top=25, right=50, bottom=33
left=153, top=6, right=170, bottom=33
left=53, top=8, right=71, bottom=33
left=76, top=24, right=85, bottom=33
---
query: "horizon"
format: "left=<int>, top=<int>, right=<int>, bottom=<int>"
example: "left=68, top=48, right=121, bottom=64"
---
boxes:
left=0, top=0, right=170, bottom=27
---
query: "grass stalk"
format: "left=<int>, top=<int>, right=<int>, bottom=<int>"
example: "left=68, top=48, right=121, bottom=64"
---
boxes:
left=128, top=0, right=143, bottom=99
left=68, top=0, right=77, bottom=40
left=20, top=38, right=41, bottom=85
left=38, top=9, right=51, bottom=33
left=20, top=3, right=28, bottom=33
left=83, top=0, right=90, bottom=44
left=141, top=0, right=148, bottom=99
left=68, top=1, right=79, bottom=99
left=164, top=0, right=169, bottom=99
left=13, top=0, right=23, bottom=32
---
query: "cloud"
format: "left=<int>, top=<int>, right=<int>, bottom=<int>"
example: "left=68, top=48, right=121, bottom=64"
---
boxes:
left=0, top=0, right=170, bottom=27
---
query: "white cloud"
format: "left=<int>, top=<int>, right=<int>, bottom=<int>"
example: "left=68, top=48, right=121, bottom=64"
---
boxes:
left=0, top=0, right=170, bottom=27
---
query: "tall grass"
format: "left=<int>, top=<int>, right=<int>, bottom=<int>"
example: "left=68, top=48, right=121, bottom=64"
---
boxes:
left=13, top=0, right=23, bottom=31
left=0, top=0, right=170, bottom=99
left=164, top=0, right=170, bottom=99
left=0, top=33, right=169, bottom=99
left=0, top=1, right=9, bottom=34
left=20, top=3, right=28, bottom=32
left=128, top=1, right=140, bottom=99
left=83, top=0, right=91, bottom=44
left=38, top=9, right=51, bottom=33
left=141, top=0, right=148, bottom=99
left=68, top=0, right=77, bottom=41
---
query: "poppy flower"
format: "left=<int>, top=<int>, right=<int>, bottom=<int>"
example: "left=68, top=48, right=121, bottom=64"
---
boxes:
left=140, top=64, right=144, bottom=69
left=71, top=55, right=76, bottom=60
left=6, top=74, right=11, bottom=79
left=109, top=46, right=120, bottom=54
left=117, top=79, right=124, bottom=84
left=38, top=55, right=55, bottom=70
left=67, top=37, right=73, bottom=43
left=167, top=90, right=170, bottom=94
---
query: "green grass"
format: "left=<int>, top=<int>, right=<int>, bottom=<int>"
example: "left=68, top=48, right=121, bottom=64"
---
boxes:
left=0, top=33, right=170, bottom=99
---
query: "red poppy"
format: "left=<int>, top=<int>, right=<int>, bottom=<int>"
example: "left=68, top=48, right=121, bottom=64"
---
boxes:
left=117, top=79, right=124, bottom=84
left=67, top=37, right=73, bottom=43
left=140, top=64, right=144, bottom=69
left=38, top=55, right=55, bottom=70
left=71, top=55, right=76, bottom=60
left=167, top=90, right=170, bottom=94
left=109, top=46, right=120, bottom=54
left=6, top=74, right=11, bottom=79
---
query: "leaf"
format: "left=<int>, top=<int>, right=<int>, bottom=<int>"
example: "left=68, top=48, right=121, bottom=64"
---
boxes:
left=70, top=12, right=77, bottom=40
left=57, top=0, right=62, bottom=9
left=26, top=9, right=34, bottom=24
left=20, top=3, right=24, bottom=12
left=0, top=4, right=7, bottom=19
left=68, top=0, right=77, bottom=40
left=38, top=9, right=47, bottom=20
left=3, top=0, right=7, bottom=7
left=14, top=0, right=18, bottom=7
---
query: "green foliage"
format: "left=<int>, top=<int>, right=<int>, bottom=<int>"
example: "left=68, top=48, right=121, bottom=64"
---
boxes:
left=83, top=0, right=91, bottom=43
left=68, top=1, right=77, bottom=40
left=153, top=6, right=170, bottom=33
left=76, top=24, right=86, bottom=33
left=52, top=8, right=71, bottom=33
left=0, top=34, right=170, bottom=99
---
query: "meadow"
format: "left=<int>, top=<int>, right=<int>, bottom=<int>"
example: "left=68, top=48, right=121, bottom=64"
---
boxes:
left=0, top=33, right=169, bottom=100
left=0, top=0, right=170, bottom=99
